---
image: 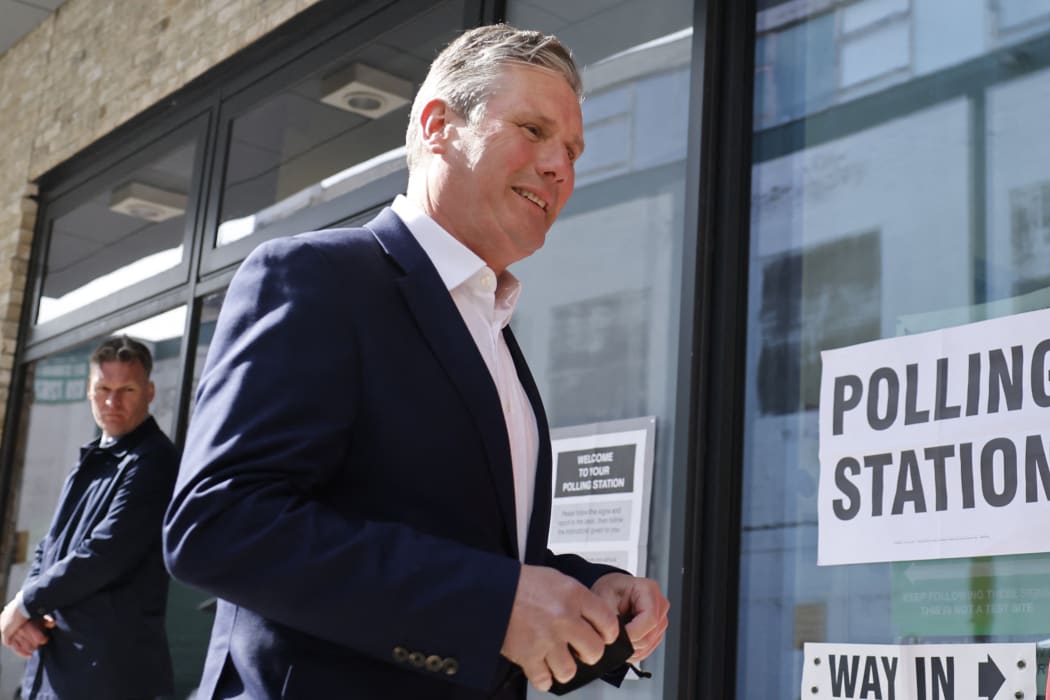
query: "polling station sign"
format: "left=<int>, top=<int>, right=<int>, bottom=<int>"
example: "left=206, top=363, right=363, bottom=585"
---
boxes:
left=549, top=417, right=655, bottom=576
left=801, top=642, right=1034, bottom=700
left=818, top=308, right=1050, bottom=566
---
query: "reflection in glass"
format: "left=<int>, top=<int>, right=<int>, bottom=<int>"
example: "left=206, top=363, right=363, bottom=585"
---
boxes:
left=507, top=1, right=692, bottom=697
left=740, top=2, right=1050, bottom=698
left=215, top=1, right=465, bottom=246
left=38, top=143, right=195, bottom=324
left=0, top=309, right=186, bottom=698
left=191, top=291, right=226, bottom=404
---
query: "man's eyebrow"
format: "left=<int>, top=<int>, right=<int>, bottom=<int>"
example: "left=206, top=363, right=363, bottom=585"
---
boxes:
left=531, top=114, right=585, bottom=154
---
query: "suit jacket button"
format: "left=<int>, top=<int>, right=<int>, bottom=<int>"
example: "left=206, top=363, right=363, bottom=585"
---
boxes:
left=442, top=657, right=459, bottom=676
left=408, top=651, right=426, bottom=667
left=425, top=655, right=443, bottom=672
left=392, top=646, right=409, bottom=663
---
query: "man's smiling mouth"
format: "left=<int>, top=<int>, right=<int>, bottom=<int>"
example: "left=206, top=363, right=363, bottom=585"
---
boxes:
left=513, top=187, right=548, bottom=211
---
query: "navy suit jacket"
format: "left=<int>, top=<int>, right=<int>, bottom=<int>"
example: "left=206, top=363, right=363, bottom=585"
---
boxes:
left=22, top=415, right=177, bottom=700
left=164, top=208, right=620, bottom=699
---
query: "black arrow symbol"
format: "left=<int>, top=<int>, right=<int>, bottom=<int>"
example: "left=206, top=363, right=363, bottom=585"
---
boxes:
left=978, top=655, right=1005, bottom=700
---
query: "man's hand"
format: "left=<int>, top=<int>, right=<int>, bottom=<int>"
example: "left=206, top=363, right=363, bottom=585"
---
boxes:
left=501, top=564, right=620, bottom=692
left=591, top=572, right=670, bottom=662
left=6, top=619, right=51, bottom=658
left=1, top=597, right=50, bottom=658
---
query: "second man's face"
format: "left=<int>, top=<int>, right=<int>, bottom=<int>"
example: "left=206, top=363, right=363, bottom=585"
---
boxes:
left=88, top=360, right=155, bottom=439
left=436, top=63, right=584, bottom=273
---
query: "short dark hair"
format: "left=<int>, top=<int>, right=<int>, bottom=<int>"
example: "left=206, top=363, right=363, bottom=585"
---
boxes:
left=90, top=335, right=153, bottom=377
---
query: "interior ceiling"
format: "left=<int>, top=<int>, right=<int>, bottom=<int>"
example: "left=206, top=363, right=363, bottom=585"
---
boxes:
left=0, top=0, right=65, bottom=57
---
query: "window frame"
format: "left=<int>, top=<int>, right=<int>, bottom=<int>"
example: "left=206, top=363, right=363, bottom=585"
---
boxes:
left=25, top=113, right=211, bottom=349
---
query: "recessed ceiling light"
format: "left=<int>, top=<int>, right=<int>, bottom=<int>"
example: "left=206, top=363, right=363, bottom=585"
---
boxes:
left=320, top=63, right=413, bottom=119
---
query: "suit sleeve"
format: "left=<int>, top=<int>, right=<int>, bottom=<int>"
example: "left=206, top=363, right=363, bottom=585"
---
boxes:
left=21, top=440, right=177, bottom=617
left=164, top=236, right=521, bottom=691
left=23, top=538, right=45, bottom=589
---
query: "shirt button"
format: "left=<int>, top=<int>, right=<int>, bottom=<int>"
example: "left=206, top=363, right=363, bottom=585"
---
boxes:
left=409, top=651, right=426, bottom=667
left=392, top=647, right=409, bottom=663
left=425, top=655, right=443, bottom=672
left=443, top=658, right=460, bottom=675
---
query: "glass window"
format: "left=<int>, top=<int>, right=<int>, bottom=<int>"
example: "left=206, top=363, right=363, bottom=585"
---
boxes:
left=739, top=2, right=1050, bottom=698
left=0, top=308, right=187, bottom=698
left=214, top=1, right=465, bottom=248
left=506, top=1, right=693, bottom=697
left=38, top=141, right=196, bottom=326
left=191, top=291, right=225, bottom=404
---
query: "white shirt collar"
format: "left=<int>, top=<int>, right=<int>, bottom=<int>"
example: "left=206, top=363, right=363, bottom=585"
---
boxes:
left=391, top=195, right=522, bottom=325
left=391, top=195, right=484, bottom=292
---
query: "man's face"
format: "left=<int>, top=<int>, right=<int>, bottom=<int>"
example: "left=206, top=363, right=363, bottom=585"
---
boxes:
left=87, top=360, right=154, bottom=439
left=430, top=63, right=584, bottom=273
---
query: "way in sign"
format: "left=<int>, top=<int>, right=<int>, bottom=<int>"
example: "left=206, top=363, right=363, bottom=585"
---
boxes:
left=802, top=642, right=1029, bottom=700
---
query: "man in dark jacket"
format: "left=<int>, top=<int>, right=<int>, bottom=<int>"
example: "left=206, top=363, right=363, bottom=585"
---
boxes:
left=0, top=335, right=179, bottom=700
left=164, top=24, right=668, bottom=700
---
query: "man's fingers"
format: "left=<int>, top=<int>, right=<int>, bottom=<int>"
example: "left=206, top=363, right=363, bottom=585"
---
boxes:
left=626, top=605, right=669, bottom=661
left=547, top=644, right=581, bottom=683
left=579, top=596, right=619, bottom=646
left=21, top=624, right=48, bottom=646
left=562, top=616, right=611, bottom=665
left=10, top=634, right=35, bottom=658
left=501, top=565, right=618, bottom=668
left=628, top=622, right=668, bottom=662
left=520, top=659, right=553, bottom=692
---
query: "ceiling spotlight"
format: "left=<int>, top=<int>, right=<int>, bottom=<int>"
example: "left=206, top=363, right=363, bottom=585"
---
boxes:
left=320, top=63, right=413, bottom=119
left=109, top=182, right=187, bottom=222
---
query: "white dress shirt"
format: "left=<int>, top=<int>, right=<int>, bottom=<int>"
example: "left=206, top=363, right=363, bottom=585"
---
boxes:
left=391, top=195, right=539, bottom=561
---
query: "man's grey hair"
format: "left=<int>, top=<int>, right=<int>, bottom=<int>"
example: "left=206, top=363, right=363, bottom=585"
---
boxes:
left=405, top=23, right=582, bottom=170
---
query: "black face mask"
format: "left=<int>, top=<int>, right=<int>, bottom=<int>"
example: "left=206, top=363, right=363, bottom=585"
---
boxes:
left=546, top=617, right=652, bottom=696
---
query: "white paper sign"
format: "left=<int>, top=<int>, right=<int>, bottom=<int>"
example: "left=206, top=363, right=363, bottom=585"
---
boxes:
left=818, top=308, right=1050, bottom=566
left=549, top=417, right=655, bottom=575
left=801, top=642, right=1035, bottom=700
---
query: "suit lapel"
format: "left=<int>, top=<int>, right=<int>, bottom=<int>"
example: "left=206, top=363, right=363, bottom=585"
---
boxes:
left=366, top=208, right=520, bottom=557
left=505, top=327, right=553, bottom=564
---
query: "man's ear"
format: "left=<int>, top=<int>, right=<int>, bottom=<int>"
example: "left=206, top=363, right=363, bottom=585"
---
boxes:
left=419, top=98, right=455, bottom=154
left=147, top=381, right=155, bottom=404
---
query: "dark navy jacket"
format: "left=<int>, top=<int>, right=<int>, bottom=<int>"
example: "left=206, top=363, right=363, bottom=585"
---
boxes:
left=21, top=415, right=178, bottom=700
left=164, top=208, right=621, bottom=699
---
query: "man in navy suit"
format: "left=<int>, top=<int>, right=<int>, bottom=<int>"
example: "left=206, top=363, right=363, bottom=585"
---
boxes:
left=1, top=335, right=178, bottom=699
left=164, top=23, right=669, bottom=699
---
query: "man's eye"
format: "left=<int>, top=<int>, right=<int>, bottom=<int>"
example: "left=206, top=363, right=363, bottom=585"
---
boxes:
left=523, top=124, right=541, bottom=137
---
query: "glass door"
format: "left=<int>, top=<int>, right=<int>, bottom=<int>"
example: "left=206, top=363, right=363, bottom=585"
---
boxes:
left=738, top=1, right=1050, bottom=697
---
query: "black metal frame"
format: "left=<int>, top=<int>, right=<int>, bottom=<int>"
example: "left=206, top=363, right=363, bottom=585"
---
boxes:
left=25, top=114, right=211, bottom=351
left=666, top=0, right=756, bottom=697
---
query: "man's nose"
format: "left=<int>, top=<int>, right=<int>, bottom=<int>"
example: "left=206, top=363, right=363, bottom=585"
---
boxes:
left=539, top=145, right=573, bottom=184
